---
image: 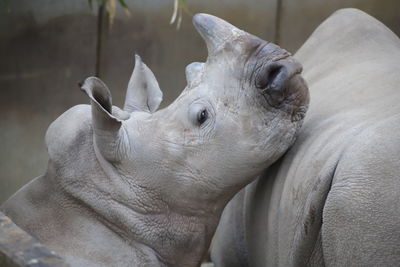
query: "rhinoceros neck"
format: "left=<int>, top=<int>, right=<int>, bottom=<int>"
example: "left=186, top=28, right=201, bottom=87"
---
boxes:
left=54, top=145, right=223, bottom=267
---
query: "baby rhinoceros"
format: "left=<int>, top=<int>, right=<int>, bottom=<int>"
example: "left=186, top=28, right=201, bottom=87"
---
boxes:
left=2, top=14, right=309, bottom=266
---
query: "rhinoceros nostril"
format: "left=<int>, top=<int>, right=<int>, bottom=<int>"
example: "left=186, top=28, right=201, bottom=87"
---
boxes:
left=256, top=65, right=282, bottom=91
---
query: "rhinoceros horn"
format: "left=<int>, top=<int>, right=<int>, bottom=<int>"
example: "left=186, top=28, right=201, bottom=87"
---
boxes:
left=193, top=13, right=245, bottom=55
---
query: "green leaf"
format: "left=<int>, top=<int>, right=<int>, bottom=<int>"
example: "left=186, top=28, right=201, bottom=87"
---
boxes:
left=88, top=0, right=93, bottom=9
left=118, top=0, right=129, bottom=9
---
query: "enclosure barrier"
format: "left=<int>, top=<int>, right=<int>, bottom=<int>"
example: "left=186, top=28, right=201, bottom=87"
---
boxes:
left=0, top=211, right=68, bottom=267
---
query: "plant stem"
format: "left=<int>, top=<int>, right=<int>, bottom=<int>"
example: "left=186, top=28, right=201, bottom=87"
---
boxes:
left=95, top=3, right=105, bottom=77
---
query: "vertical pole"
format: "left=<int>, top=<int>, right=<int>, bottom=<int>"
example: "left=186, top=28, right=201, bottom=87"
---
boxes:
left=274, top=0, right=282, bottom=45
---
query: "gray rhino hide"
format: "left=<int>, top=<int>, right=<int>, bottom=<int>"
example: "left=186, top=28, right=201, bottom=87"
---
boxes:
left=211, top=8, right=400, bottom=267
left=1, top=14, right=309, bottom=267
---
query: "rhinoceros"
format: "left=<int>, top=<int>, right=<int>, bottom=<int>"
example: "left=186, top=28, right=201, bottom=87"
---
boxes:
left=1, top=13, right=309, bottom=266
left=211, top=8, right=400, bottom=267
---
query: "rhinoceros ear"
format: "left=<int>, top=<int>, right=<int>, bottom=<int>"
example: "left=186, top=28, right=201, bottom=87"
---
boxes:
left=81, top=77, right=125, bottom=162
left=80, top=77, right=121, bottom=131
left=255, top=59, right=303, bottom=107
left=124, top=55, right=163, bottom=113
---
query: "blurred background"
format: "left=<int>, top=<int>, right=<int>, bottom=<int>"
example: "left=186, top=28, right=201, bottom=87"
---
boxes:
left=1, top=0, right=399, bottom=203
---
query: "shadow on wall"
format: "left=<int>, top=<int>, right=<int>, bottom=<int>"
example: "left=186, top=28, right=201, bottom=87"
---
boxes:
left=0, top=0, right=399, bottom=203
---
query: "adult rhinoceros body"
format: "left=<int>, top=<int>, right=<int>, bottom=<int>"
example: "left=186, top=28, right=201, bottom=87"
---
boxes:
left=211, top=8, right=400, bottom=267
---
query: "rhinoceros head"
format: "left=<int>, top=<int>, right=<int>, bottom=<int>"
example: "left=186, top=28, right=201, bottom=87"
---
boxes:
left=76, top=14, right=309, bottom=209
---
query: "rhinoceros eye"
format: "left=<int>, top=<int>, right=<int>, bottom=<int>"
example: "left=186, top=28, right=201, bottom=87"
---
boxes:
left=189, top=102, right=212, bottom=128
left=197, top=109, right=208, bottom=125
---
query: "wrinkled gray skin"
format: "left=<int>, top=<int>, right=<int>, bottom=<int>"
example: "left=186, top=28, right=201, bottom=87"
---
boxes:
left=1, top=14, right=309, bottom=267
left=211, top=8, right=400, bottom=267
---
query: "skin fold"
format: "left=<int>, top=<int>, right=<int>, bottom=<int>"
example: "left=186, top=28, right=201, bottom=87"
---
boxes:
left=1, top=14, right=309, bottom=266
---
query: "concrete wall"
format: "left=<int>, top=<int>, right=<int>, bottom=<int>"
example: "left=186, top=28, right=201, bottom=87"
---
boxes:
left=1, top=0, right=399, bottom=203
